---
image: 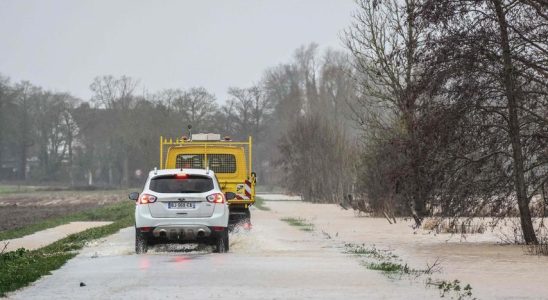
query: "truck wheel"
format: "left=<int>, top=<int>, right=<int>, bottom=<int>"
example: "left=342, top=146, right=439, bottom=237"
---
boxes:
left=135, top=229, right=148, bottom=254
left=244, top=208, right=251, bottom=231
left=245, top=208, right=251, bottom=219
left=215, top=229, right=229, bottom=253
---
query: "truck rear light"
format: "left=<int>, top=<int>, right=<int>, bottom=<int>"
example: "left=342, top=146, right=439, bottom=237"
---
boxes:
left=206, top=193, right=225, bottom=204
left=139, top=194, right=157, bottom=204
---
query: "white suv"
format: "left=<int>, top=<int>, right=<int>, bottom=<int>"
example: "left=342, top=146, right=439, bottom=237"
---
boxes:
left=129, top=168, right=233, bottom=254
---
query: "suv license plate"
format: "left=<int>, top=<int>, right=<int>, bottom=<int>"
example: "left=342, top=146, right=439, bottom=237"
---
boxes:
left=168, top=202, right=196, bottom=209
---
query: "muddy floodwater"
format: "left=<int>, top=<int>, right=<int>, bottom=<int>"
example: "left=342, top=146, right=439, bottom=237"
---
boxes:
left=271, top=201, right=548, bottom=299
left=8, top=195, right=548, bottom=299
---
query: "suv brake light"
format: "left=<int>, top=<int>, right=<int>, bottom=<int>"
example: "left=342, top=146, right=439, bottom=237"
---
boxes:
left=206, top=193, right=225, bottom=204
left=138, top=194, right=157, bottom=204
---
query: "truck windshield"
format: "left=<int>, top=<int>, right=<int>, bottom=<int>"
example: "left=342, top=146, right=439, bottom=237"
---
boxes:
left=176, top=154, right=237, bottom=173
left=149, top=175, right=213, bottom=193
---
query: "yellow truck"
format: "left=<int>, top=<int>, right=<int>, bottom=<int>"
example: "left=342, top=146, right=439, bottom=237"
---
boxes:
left=160, top=133, right=256, bottom=226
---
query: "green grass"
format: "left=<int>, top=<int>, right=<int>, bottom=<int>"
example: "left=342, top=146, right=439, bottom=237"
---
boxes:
left=0, top=185, right=37, bottom=195
left=253, top=196, right=270, bottom=211
left=0, top=202, right=134, bottom=297
left=280, top=217, right=314, bottom=231
left=426, top=279, right=474, bottom=299
left=365, top=261, right=427, bottom=276
left=344, top=243, right=474, bottom=297
left=366, top=262, right=406, bottom=273
left=344, top=244, right=399, bottom=261
left=0, top=201, right=134, bottom=241
left=345, top=243, right=431, bottom=276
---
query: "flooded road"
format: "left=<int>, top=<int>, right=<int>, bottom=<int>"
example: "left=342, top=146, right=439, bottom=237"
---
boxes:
left=8, top=195, right=548, bottom=299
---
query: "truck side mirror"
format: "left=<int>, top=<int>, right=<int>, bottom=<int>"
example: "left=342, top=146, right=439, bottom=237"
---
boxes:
left=225, top=192, right=236, bottom=200
left=128, top=192, right=140, bottom=201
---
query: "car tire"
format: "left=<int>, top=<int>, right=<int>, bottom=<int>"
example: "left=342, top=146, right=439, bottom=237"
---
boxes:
left=135, top=229, right=148, bottom=254
left=215, top=229, right=229, bottom=253
left=224, top=230, right=230, bottom=252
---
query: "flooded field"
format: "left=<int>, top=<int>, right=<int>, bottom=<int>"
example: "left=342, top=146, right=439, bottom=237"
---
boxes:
left=270, top=201, right=548, bottom=299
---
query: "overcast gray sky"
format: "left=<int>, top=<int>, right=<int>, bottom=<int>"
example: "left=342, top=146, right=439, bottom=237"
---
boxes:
left=0, top=0, right=356, bottom=102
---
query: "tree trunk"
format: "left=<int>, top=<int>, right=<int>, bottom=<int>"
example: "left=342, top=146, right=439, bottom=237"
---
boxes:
left=17, top=143, right=27, bottom=181
left=121, top=154, right=129, bottom=188
left=68, top=133, right=74, bottom=186
left=493, top=0, right=538, bottom=244
left=108, top=165, right=113, bottom=186
left=0, top=99, right=3, bottom=170
left=404, top=0, right=426, bottom=227
left=17, top=110, right=29, bottom=181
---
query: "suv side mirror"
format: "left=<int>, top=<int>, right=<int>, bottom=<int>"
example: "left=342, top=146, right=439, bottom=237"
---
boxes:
left=128, top=192, right=140, bottom=201
left=225, top=192, right=236, bottom=200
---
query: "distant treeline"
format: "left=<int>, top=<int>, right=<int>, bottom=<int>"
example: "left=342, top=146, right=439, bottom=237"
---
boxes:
left=0, top=45, right=358, bottom=198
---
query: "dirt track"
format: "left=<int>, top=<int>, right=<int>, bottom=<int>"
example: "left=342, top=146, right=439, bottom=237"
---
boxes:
left=3, top=222, right=113, bottom=252
left=7, top=196, right=548, bottom=299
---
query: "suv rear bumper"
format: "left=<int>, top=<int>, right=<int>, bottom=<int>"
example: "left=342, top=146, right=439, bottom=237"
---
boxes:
left=137, top=225, right=226, bottom=242
left=153, top=224, right=212, bottom=240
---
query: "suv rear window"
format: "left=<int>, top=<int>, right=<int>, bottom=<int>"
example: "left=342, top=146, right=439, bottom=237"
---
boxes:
left=176, top=154, right=236, bottom=173
left=149, top=175, right=213, bottom=193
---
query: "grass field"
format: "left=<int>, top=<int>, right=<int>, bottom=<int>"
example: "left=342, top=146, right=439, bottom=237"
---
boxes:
left=0, top=185, right=37, bottom=195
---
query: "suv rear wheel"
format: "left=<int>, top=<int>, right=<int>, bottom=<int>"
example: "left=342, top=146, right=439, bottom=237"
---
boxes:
left=214, top=229, right=229, bottom=253
left=135, top=229, right=148, bottom=254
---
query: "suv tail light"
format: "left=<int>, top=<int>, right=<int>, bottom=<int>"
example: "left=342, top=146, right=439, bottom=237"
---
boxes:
left=138, top=194, right=157, bottom=204
left=206, top=193, right=225, bottom=204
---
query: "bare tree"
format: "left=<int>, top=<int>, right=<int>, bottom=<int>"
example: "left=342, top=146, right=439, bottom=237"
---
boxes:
left=420, top=0, right=547, bottom=244
left=89, top=75, right=139, bottom=110
left=319, top=49, right=355, bottom=125
left=12, top=82, right=42, bottom=180
left=345, top=0, right=432, bottom=225
left=179, top=87, right=218, bottom=131
left=227, top=86, right=273, bottom=141
left=278, top=115, right=357, bottom=203
left=0, top=75, right=11, bottom=166
left=89, top=75, right=140, bottom=186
